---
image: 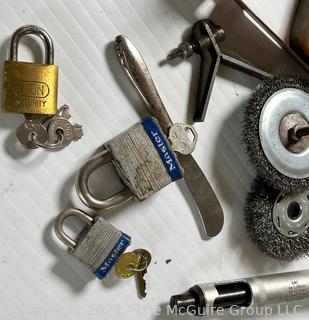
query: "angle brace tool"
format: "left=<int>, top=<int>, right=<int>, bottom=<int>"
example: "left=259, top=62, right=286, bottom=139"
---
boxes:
left=168, top=20, right=272, bottom=122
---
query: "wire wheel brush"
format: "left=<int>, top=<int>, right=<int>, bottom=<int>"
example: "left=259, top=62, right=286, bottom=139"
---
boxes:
left=243, top=75, right=309, bottom=193
left=245, top=177, right=309, bottom=261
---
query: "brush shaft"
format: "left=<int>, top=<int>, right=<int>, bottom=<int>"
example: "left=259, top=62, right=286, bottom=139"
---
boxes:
left=295, top=126, right=309, bottom=140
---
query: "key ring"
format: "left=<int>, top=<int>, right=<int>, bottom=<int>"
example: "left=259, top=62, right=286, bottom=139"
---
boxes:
left=31, top=129, right=65, bottom=149
left=127, top=253, right=149, bottom=272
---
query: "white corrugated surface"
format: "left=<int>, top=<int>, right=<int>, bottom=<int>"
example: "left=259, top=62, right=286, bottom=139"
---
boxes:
left=0, top=0, right=308, bottom=319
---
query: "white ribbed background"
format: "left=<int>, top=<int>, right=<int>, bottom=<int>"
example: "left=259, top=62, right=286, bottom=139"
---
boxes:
left=0, top=0, right=308, bottom=319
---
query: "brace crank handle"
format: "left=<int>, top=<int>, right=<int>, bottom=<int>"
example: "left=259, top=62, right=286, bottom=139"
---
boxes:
left=194, top=49, right=220, bottom=122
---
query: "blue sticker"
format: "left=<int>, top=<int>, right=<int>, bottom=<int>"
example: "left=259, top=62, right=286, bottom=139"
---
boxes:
left=95, top=233, right=131, bottom=279
left=142, top=117, right=182, bottom=182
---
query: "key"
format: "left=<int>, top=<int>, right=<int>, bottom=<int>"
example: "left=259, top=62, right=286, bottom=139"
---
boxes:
left=57, top=104, right=71, bottom=120
left=168, top=123, right=198, bottom=155
left=35, top=104, right=83, bottom=149
left=16, top=105, right=82, bottom=150
left=134, top=249, right=151, bottom=298
left=115, top=252, right=141, bottom=279
left=115, top=250, right=151, bottom=298
left=42, top=104, right=72, bottom=128
left=16, top=120, right=48, bottom=149
left=46, top=117, right=83, bottom=148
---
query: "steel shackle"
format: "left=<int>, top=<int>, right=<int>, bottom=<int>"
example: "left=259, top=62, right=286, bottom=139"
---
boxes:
left=10, top=25, right=54, bottom=64
left=75, top=149, right=133, bottom=210
left=54, top=208, right=93, bottom=250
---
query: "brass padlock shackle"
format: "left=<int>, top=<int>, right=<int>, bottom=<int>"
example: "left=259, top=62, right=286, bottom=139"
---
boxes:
left=54, top=208, right=93, bottom=250
left=10, top=25, right=54, bottom=64
left=76, top=149, right=133, bottom=210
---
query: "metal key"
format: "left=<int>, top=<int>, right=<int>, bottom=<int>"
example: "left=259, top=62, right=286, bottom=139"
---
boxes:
left=57, top=104, right=71, bottom=120
left=17, top=104, right=83, bottom=150
left=168, top=123, right=198, bottom=155
left=134, top=249, right=151, bottom=298
left=115, top=249, right=151, bottom=298
left=42, top=104, right=72, bottom=129
left=16, top=120, right=48, bottom=149
left=115, top=252, right=141, bottom=279
left=40, top=105, right=83, bottom=148
left=29, top=104, right=82, bottom=149
left=46, top=117, right=83, bottom=148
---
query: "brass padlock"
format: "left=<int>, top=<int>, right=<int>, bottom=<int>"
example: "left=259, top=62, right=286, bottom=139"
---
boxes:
left=2, top=25, right=58, bottom=115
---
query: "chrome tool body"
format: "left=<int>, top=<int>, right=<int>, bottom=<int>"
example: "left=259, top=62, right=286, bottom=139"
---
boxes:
left=170, top=270, right=309, bottom=315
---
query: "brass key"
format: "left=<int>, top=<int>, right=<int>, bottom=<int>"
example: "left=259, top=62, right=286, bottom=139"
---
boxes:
left=134, top=249, right=151, bottom=298
left=115, top=252, right=141, bottom=279
left=114, top=249, right=152, bottom=298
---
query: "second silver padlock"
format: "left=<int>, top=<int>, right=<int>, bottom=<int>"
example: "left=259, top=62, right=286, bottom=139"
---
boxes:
left=54, top=208, right=131, bottom=279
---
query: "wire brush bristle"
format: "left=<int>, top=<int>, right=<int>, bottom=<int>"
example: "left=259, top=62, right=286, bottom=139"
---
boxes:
left=242, top=74, right=309, bottom=193
left=245, top=177, right=309, bottom=262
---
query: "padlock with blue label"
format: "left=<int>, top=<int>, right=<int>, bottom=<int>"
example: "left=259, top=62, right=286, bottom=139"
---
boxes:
left=76, top=117, right=197, bottom=210
left=54, top=208, right=130, bottom=279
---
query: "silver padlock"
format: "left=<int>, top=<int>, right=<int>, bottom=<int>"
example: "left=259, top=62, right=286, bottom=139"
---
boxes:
left=76, top=117, right=184, bottom=210
left=54, top=208, right=131, bottom=279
